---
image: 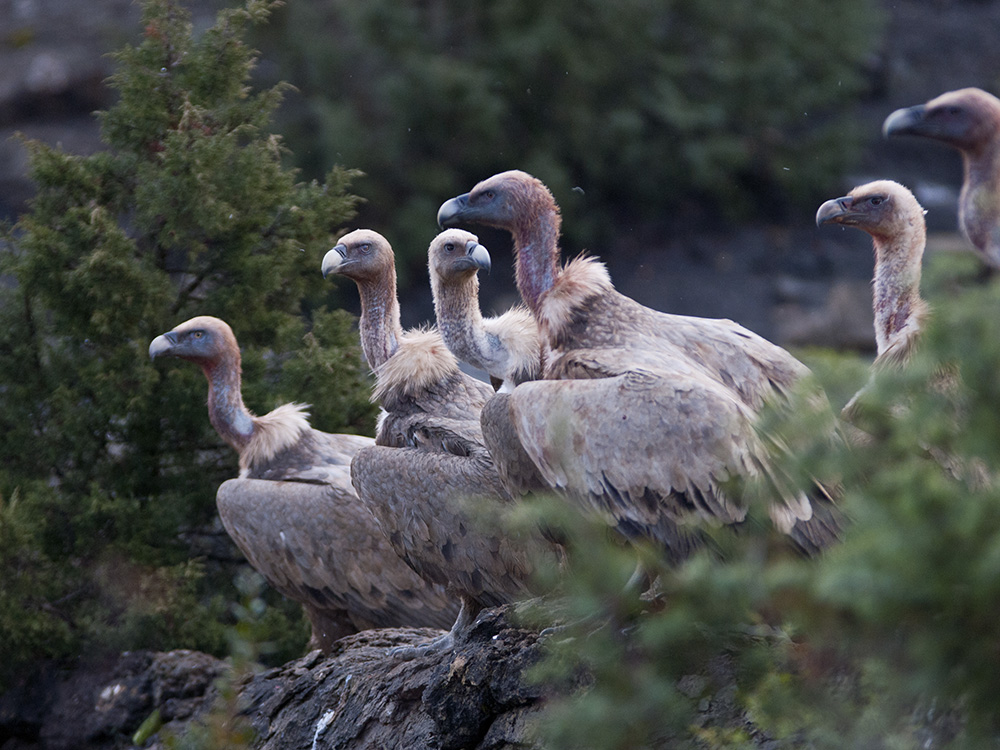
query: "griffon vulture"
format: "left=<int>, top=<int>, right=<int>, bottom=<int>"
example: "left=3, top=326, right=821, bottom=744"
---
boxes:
left=427, top=228, right=550, bottom=498
left=438, top=170, right=840, bottom=556
left=817, top=180, right=928, bottom=370
left=149, top=316, right=458, bottom=652
left=427, top=228, right=542, bottom=391
left=322, top=230, right=555, bottom=655
left=884, top=87, right=1000, bottom=268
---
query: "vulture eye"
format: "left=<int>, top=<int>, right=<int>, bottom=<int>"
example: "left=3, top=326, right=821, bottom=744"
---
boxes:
left=359, top=243, right=372, bottom=254
left=444, top=242, right=455, bottom=253
left=946, top=106, right=962, bottom=116
left=192, top=331, right=204, bottom=339
left=484, top=190, right=495, bottom=199
left=869, top=196, right=884, bottom=206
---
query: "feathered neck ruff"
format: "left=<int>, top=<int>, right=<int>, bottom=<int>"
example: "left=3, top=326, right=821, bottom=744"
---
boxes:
left=371, top=328, right=460, bottom=403
left=240, top=403, right=311, bottom=474
left=536, top=256, right=613, bottom=341
left=203, top=356, right=311, bottom=471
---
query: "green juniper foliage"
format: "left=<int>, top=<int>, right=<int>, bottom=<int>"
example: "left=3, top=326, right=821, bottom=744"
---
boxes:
left=0, top=0, right=373, bottom=687
left=258, top=0, right=880, bottom=269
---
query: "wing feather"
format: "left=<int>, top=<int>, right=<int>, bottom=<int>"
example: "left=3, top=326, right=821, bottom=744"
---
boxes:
left=216, top=478, right=457, bottom=634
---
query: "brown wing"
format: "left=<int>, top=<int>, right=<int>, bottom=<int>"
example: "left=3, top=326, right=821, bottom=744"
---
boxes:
left=511, top=366, right=753, bottom=529
left=216, top=478, right=458, bottom=644
left=551, top=287, right=808, bottom=409
left=520, top=345, right=837, bottom=554
left=480, top=393, right=550, bottom=499
left=350, top=443, right=548, bottom=610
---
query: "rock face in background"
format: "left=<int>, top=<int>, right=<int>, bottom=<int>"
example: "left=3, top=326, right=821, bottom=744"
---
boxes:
left=2, top=0, right=999, bottom=348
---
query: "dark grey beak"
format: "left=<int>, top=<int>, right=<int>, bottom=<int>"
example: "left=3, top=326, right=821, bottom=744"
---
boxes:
left=466, top=240, right=491, bottom=273
left=815, top=196, right=853, bottom=226
left=437, top=193, right=470, bottom=228
left=321, top=243, right=348, bottom=278
left=883, top=105, right=926, bottom=138
left=149, top=331, right=178, bottom=359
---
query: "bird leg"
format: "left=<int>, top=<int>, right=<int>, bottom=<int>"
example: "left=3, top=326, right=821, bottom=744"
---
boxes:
left=388, top=597, right=478, bottom=660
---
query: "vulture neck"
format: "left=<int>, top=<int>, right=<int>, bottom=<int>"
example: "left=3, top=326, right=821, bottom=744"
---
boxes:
left=357, top=273, right=403, bottom=371
left=959, top=141, right=1000, bottom=253
left=432, top=272, right=491, bottom=372
left=871, top=223, right=926, bottom=360
left=511, top=208, right=561, bottom=318
left=203, top=352, right=256, bottom=454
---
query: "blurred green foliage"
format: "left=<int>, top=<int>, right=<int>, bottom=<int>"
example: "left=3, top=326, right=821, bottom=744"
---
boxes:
left=0, top=0, right=375, bottom=688
left=256, top=0, right=881, bottom=281
left=518, top=253, right=1000, bottom=747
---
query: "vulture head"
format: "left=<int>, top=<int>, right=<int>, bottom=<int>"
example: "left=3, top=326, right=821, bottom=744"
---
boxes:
left=428, top=229, right=491, bottom=284
left=816, top=180, right=925, bottom=243
left=149, top=315, right=238, bottom=369
left=883, top=88, right=1000, bottom=154
left=437, top=170, right=557, bottom=231
left=322, top=229, right=395, bottom=285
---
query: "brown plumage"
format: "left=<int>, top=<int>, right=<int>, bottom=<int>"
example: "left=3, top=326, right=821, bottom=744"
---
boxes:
left=428, top=228, right=542, bottom=391
left=149, top=316, right=458, bottom=652
left=884, top=87, right=1000, bottom=268
left=322, top=230, right=554, bottom=654
left=438, top=170, right=840, bottom=556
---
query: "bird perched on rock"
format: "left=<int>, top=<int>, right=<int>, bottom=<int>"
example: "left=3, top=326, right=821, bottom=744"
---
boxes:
left=884, top=87, right=1000, bottom=269
left=149, top=315, right=458, bottom=652
left=322, top=230, right=556, bottom=656
left=438, top=170, right=840, bottom=557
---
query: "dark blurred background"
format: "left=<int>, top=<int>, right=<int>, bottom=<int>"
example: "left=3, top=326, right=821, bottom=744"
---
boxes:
left=2, top=0, right=998, bottom=351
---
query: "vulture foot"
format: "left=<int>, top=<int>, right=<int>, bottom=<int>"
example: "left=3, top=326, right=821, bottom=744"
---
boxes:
left=387, top=598, right=476, bottom=660
left=387, top=629, right=457, bottom=661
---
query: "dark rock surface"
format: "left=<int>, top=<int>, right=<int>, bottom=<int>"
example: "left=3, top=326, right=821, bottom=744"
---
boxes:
left=242, top=611, right=545, bottom=750
left=0, top=650, right=226, bottom=750
left=1, top=609, right=785, bottom=750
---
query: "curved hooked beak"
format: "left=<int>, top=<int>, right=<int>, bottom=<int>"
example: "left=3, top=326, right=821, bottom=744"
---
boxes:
left=883, top=104, right=927, bottom=138
left=815, top=196, right=856, bottom=226
left=437, top=193, right=470, bottom=228
left=321, top=243, right=348, bottom=278
left=464, top=240, right=491, bottom=273
left=148, top=331, right=178, bottom=359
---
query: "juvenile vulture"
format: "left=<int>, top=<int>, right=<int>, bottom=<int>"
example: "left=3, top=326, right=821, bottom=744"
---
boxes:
left=438, top=170, right=840, bottom=556
left=427, top=228, right=542, bottom=391
left=149, top=316, right=458, bottom=652
left=322, top=230, right=554, bottom=655
left=884, top=87, right=1000, bottom=268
